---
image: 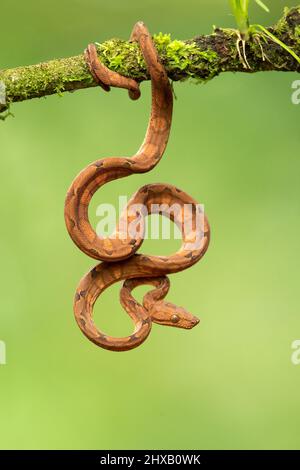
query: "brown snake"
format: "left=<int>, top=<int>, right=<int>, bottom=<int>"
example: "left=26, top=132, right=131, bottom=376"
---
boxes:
left=64, top=22, right=210, bottom=351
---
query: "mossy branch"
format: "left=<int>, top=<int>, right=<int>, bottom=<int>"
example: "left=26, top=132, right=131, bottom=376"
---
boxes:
left=1, top=6, right=300, bottom=116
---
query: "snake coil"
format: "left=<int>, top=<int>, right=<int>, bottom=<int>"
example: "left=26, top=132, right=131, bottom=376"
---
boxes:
left=64, top=22, right=210, bottom=351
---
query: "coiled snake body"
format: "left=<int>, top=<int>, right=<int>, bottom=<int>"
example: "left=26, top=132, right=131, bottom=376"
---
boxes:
left=64, top=22, right=210, bottom=351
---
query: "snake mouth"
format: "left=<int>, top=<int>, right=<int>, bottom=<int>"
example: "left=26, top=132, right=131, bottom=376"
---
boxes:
left=189, top=316, right=200, bottom=329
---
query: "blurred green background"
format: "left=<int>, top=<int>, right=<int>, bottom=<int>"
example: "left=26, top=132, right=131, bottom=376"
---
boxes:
left=0, top=0, right=300, bottom=450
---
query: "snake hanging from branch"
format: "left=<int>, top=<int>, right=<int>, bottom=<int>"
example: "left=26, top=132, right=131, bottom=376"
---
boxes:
left=64, top=22, right=210, bottom=352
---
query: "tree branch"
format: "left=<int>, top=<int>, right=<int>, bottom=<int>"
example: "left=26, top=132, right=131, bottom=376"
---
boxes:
left=1, top=6, right=300, bottom=116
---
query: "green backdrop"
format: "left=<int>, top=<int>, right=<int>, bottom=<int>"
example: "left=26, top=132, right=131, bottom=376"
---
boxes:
left=0, top=0, right=300, bottom=450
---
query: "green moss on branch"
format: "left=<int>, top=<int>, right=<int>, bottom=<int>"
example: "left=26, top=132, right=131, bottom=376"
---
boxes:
left=1, top=6, right=300, bottom=115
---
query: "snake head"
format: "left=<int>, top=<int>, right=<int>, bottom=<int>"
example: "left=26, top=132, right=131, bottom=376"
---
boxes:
left=149, top=300, right=200, bottom=329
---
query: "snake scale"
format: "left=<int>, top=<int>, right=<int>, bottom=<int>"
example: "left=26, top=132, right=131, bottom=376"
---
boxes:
left=64, top=22, right=210, bottom=351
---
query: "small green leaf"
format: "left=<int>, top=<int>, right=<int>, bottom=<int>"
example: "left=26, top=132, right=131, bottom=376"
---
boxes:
left=253, top=24, right=300, bottom=64
left=229, top=0, right=250, bottom=38
left=255, top=0, right=269, bottom=13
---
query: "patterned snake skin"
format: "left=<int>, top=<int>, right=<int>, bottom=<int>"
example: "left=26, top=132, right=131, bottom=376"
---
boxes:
left=64, top=22, right=210, bottom=351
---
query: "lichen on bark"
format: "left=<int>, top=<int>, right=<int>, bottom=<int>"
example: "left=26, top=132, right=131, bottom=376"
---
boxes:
left=0, top=6, right=300, bottom=116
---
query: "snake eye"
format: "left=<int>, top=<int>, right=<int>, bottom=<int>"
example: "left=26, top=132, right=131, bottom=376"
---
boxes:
left=171, top=314, right=179, bottom=324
